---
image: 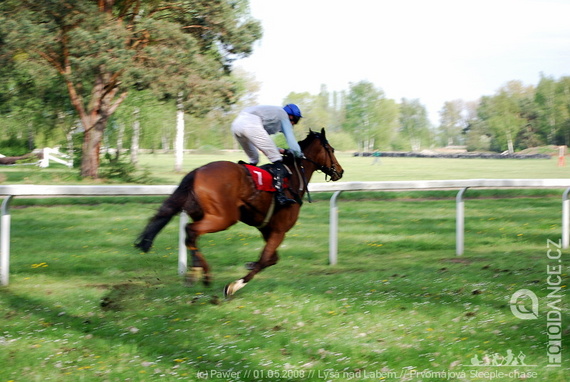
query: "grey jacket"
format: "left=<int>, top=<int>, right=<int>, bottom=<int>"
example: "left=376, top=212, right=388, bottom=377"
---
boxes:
left=243, top=105, right=302, bottom=155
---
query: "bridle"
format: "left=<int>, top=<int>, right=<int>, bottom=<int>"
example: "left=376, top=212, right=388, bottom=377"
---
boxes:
left=301, top=134, right=342, bottom=182
left=287, top=131, right=342, bottom=203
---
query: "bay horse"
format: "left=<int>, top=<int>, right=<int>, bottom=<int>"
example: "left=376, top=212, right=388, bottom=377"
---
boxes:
left=134, top=128, right=343, bottom=297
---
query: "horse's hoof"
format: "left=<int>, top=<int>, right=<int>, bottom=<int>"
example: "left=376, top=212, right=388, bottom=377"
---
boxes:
left=185, top=267, right=203, bottom=286
left=184, top=274, right=195, bottom=287
left=245, top=262, right=257, bottom=270
left=224, top=279, right=247, bottom=298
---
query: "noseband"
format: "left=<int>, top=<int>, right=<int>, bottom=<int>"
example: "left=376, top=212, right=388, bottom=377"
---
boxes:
left=301, top=135, right=341, bottom=182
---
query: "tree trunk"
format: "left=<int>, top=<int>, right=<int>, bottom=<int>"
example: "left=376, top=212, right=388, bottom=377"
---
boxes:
left=117, top=123, right=124, bottom=154
left=66, top=130, right=74, bottom=161
left=131, top=107, right=140, bottom=165
left=174, top=93, right=184, bottom=172
left=506, top=131, right=515, bottom=154
left=161, top=134, right=170, bottom=151
left=80, top=121, right=106, bottom=178
left=69, top=70, right=128, bottom=178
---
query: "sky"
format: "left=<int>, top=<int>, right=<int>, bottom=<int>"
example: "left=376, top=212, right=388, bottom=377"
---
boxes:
left=235, top=0, right=570, bottom=125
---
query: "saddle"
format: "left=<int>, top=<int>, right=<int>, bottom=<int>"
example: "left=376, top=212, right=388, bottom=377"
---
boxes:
left=241, top=163, right=289, bottom=192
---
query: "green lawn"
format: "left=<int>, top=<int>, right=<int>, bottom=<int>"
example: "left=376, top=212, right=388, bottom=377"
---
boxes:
left=0, top=153, right=569, bottom=381
left=0, top=197, right=568, bottom=381
left=344, top=155, right=570, bottom=181
left=1, top=152, right=569, bottom=184
left=135, top=152, right=570, bottom=183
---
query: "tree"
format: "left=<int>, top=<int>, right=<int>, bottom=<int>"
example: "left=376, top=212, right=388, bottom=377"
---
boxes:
left=344, top=81, right=397, bottom=151
left=477, top=81, right=534, bottom=153
left=109, top=89, right=176, bottom=153
left=0, top=0, right=261, bottom=178
left=374, top=97, right=400, bottom=150
left=0, top=45, right=74, bottom=150
left=283, top=86, right=338, bottom=135
left=280, top=89, right=356, bottom=151
left=399, top=98, right=431, bottom=151
left=297, top=85, right=335, bottom=132
left=463, top=100, right=492, bottom=152
left=535, top=74, right=570, bottom=145
left=438, top=100, right=465, bottom=146
left=535, top=74, right=558, bottom=144
left=555, top=77, right=570, bottom=145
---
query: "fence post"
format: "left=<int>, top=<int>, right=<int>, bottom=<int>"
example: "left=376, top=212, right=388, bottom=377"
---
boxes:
left=39, top=148, right=49, bottom=168
left=1, top=196, right=14, bottom=286
left=178, top=212, right=189, bottom=275
left=329, top=191, right=343, bottom=265
left=456, top=188, right=468, bottom=256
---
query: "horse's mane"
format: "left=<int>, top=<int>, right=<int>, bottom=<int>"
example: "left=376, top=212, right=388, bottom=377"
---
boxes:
left=298, top=129, right=327, bottom=151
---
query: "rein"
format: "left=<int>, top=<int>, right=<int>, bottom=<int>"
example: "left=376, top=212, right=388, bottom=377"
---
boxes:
left=293, top=159, right=312, bottom=203
left=301, top=136, right=341, bottom=182
left=292, top=132, right=341, bottom=202
left=302, top=156, right=339, bottom=181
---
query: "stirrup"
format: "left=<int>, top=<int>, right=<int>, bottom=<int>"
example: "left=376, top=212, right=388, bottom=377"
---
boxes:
left=276, top=192, right=296, bottom=206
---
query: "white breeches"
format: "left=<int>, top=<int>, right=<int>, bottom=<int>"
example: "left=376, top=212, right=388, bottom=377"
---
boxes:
left=231, top=112, right=282, bottom=164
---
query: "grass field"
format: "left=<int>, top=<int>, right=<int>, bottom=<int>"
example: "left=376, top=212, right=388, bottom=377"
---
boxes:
left=2, top=151, right=570, bottom=184
left=139, top=152, right=570, bottom=183
left=0, top=153, right=569, bottom=381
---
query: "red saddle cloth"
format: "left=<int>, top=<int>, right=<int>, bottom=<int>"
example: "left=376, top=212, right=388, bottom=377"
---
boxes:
left=243, top=164, right=288, bottom=192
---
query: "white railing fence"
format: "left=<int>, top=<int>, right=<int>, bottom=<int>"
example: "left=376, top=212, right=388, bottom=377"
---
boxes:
left=2, top=179, right=570, bottom=286
left=0, top=147, right=73, bottom=168
left=39, top=147, right=73, bottom=168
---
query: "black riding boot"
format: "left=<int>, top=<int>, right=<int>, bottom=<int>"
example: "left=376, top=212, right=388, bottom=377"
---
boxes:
left=272, top=161, right=295, bottom=206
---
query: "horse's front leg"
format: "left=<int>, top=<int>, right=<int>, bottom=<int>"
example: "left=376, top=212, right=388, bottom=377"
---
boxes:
left=224, top=231, right=285, bottom=297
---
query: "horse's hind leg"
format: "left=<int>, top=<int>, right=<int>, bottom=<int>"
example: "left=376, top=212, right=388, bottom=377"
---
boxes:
left=184, top=225, right=209, bottom=286
left=187, top=250, right=210, bottom=286
left=224, top=230, right=285, bottom=297
left=185, top=215, right=238, bottom=287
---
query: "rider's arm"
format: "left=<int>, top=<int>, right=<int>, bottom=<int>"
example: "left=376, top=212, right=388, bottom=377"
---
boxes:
left=280, top=118, right=302, bottom=156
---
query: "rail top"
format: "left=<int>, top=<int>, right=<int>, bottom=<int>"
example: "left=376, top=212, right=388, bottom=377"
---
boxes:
left=2, top=179, right=570, bottom=196
left=0, top=184, right=178, bottom=196
left=308, top=179, right=570, bottom=192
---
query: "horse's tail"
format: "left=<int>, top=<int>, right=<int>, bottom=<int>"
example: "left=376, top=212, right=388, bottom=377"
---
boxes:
left=134, top=171, right=197, bottom=253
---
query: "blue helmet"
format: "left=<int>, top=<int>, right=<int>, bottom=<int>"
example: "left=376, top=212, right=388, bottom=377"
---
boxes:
left=283, top=104, right=302, bottom=118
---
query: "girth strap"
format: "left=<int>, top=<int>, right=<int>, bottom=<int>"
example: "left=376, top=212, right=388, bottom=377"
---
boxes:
left=256, top=196, right=276, bottom=229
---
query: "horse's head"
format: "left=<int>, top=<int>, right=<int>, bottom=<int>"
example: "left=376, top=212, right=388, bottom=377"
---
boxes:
left=299, top=128, right=344, bottom=181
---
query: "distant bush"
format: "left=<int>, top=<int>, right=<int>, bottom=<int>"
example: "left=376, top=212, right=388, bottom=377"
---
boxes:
left=99, top=152, right=155, bottom=184
left=0, top=137, right=33, bottom=156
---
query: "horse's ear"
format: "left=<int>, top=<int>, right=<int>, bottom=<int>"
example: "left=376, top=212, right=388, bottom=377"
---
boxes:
left=320, top=128, right=326, bottom=138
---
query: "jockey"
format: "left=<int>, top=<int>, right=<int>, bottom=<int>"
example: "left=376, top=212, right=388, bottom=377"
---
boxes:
left=231, top=104, right=303, bottom=206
